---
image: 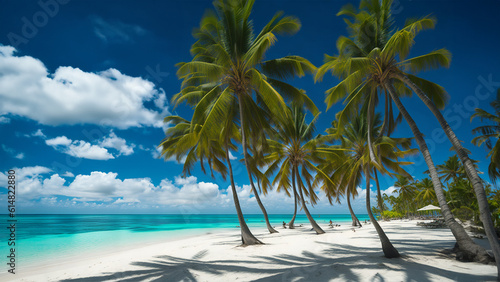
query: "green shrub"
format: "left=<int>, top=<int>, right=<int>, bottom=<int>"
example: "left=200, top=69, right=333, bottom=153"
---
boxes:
left=381, top=210, right=403, bottom=220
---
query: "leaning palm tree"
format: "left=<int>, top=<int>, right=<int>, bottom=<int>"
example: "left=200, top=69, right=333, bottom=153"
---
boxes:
left=472, top=90, right=500, bottom=185
left=324, top=111, right=415, bottom=258
left=159, top=116, right=262, bottom=245
left=316, top=0, right=494, bottom=266
left=173, top=0, right=317, bottom=234
left=264, top=106, right=336, bottom=234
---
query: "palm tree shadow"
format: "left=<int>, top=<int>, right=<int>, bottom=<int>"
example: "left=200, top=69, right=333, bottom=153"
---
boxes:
left=60, top=241, right=496, bottom=282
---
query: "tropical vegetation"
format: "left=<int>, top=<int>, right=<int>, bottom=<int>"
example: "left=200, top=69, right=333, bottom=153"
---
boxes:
left=159, top=0, right=500, bottom=278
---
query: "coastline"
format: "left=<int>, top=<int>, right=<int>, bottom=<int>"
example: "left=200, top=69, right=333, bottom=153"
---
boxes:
left=1, top=213, right=364, bottom=270
left=3, top=219, right=496, bottom=282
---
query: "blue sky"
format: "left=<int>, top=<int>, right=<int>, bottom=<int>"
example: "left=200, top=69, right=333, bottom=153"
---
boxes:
left=0, top=0, right=499, bottom=214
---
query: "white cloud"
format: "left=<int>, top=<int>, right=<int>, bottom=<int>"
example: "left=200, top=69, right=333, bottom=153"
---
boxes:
left=46, top=137, right=114, bottom=160
left=91, top=16, right=146, bottom=43
left=151, top=147, right=162, bottom=159
left=0, top=166, right=52, bottom=194
left=0, top=165, right=396, bottom=214
left=44, top=132, right=135, bottom=160
left=18, top=166, right=52, bottom=177
left=0, top=116, right=10, bottom=124
left=69, top=141, right=114, bottom=160
left=32, top=129, right=46, bottom=138
left=0, top=46, right=168, bottom=129
left=0, top=168, right=220, bottom=208
left=15, top=153, right=24, bottom=160
left=99, top=131, right=134, bottom=156
left=46, top=136, right=72, bottom=146
left=62, top=172, right=75, bottom=177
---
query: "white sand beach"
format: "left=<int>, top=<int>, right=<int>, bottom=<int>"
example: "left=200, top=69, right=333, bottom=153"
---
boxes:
left=4, top=220, right=497, bottom=282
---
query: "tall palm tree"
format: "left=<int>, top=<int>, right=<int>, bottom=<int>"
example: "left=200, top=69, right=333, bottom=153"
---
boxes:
left=472, top=90, right=500, bottom=185
left=324, top=112, right=415, bottom=258
left=316, top=0, right=494, bottom=266
left=159, top=116, right=262, bottom=245
left=173, top=0, right=317, bottom=234
left=264, top=106, right=336, bottom=234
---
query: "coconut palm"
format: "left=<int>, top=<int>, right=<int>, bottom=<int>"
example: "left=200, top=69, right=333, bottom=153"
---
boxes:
left=317, top=140, right=362, bottom=227
left=346, top=190, right=363, bottom=227
left=264, top=106, right=336, bottom=234
left=415, top=178, right=437, bottom=206
left=472, top=90, right=500, bottom=185
left=316, top=0, right=494, bottom=265
left=435, top=155, right=465, bottom=183
left=324, top=111, right=416, bottom=258
left=173, top=0, right=317, bottom=234
left=159, top=116, right=262, bottom=245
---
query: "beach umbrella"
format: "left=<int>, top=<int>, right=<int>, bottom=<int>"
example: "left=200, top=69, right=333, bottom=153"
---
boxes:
left=417, top=204, right=441, bottom=211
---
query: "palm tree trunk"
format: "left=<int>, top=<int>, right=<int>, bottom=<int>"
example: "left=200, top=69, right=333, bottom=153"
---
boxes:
left=366, top=96, right=387, bottom=221
left=374, top=169, right=385, bottom=214
left=365, top=106, right=400, bottom=258
left=295, top=166, right=325, bottom=234
left=237, top=95, right=278, bottom=234
left=347, top=191, right=362, bottom=227
left=225, top=145, right=262, bottom=245
left=395, top=74, right=500, bottom=267
left=396, top=72, right=500, bottom=257
left=288, top=168, right=298, bottom=229
left=386, top=82, right=492, bottom=263
left=364, top=164, right=400, bottom=258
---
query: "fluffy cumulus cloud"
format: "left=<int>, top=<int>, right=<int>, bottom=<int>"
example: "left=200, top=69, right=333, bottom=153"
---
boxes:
left=0, top=166, right=395, bottom=214
left=0, top=167, right=223, bottom=211
left=0, top=46, right=168, bottom=129
left=46, top=136, right=115, bottom=160
left=99, top=131, right=134, bottom=156
left=38, top=130, right=134, bottom=160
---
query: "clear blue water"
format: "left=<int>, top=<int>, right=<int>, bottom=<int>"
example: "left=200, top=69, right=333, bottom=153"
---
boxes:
left=0, top=214, right=369, bottom=270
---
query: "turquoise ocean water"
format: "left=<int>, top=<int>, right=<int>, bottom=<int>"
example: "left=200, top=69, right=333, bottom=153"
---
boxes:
left=1, top=214, right=369, bottom=270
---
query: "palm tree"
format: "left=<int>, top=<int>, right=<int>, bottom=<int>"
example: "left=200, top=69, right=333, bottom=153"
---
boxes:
left=325, top=112, right=416, bottom=258
left=346, top=189, right=363, bottom=227
left=173, top=0, right=317, bottom=234
left=472, top=90, right=500, bottom=185
left=264, top=106, right=336, bottom=234
left=159, top=116, right=262, bottom=245
left=316, top=0, right=494, bottom=266
left=435, top=155, right=465, bottom=183
left=393, top=176, right=417, bottom=217
left=415, top=178, right=437, bottom=206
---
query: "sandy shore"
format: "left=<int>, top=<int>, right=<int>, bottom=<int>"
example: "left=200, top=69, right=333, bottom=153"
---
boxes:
left=3, top=220, right=497, bottom=281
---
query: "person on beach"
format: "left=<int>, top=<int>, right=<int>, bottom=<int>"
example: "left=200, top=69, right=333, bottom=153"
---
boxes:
left=282, top=221, right=287, bottom=229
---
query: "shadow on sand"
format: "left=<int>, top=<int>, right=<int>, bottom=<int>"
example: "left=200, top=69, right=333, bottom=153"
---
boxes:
left=60, top=236, right=496, bottom=282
